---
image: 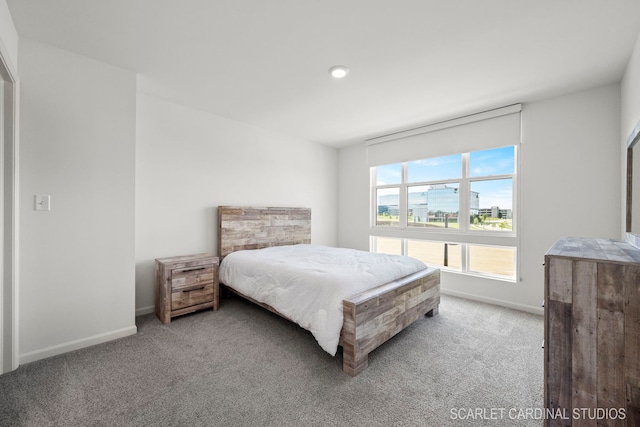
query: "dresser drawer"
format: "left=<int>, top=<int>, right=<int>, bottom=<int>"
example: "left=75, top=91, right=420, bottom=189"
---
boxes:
left=171, top=266, right=215, bottom=291
left=171, top=282, right=214, bottom=310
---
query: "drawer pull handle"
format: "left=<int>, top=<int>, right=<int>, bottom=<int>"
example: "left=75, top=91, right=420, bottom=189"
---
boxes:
left=184, top=286, right=205, bottom=292
left=182, top=267, right=206, bottom=273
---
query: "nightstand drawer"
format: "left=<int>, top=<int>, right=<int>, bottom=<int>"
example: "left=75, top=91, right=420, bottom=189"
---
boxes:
left=171, top=266, right=215, bottom=291
left=171, top=282, right=214, bottom=310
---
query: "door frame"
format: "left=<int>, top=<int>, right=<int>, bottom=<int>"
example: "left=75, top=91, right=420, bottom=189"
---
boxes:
left=0, top=41, right=19, bottom=374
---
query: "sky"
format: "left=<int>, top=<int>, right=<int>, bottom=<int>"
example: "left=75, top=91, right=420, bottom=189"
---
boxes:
left=376, top=146, right=514, bottom=209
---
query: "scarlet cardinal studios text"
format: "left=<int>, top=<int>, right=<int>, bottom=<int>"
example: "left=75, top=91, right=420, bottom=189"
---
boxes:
left=449, top=407, right=626, bottom=421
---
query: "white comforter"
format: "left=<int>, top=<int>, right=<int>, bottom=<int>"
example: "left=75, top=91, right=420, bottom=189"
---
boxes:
left=219, top=244, right=427, bottom=355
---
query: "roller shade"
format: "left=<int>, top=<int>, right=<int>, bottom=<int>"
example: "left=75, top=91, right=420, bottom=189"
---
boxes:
left=366, top=104, right=521, bottom=167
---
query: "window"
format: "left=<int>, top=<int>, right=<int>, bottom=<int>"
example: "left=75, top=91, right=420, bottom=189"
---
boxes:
left=407, top=240, right=462, bottom=271
left=371, top=146, right=518, bottom=281
left=372, top=237, right=403, bottom=255
left=468, top=245, right=516, bottom=277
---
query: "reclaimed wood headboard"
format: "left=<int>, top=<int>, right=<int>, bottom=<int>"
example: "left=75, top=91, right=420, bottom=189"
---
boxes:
left=217, top=206, right=311, bottom=258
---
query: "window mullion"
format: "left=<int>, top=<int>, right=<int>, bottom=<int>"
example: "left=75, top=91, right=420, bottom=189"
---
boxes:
left=399, top=163, right=408, bottom=228
left=370, top=167, right=376, bottom=228
left=459, top=153, right=470, bottom=232
left=460, top=153, right=469, bottom=273
left=400, top=161, right=409, bottom=256
left=462, top=242, right=469, bottom=274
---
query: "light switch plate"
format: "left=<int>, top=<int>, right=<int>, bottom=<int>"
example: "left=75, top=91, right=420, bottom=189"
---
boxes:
left=35, top=195, right=51, bottom=211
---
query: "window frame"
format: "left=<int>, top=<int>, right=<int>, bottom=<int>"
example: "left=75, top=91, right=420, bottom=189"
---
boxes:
left=370, top=146, right=519, bottom=282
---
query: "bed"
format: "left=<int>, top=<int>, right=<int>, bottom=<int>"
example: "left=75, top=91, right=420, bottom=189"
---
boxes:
left=217, top=206, right=440, bottom=376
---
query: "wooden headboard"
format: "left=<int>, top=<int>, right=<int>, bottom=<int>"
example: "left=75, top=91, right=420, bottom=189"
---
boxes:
left=217, top=206, right=311, bottom=258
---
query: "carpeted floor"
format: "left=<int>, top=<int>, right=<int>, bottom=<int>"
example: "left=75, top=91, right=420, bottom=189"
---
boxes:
left=0, top=295, right=544, bottom=426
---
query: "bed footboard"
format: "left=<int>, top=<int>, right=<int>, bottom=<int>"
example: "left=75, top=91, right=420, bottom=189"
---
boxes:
left=341, top=267, right=440, bottom=377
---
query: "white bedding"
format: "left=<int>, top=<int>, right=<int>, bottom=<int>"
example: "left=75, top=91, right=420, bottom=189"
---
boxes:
left=219, top=244, right=427, bottom=355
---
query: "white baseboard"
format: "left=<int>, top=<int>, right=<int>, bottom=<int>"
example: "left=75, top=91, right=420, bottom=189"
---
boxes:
left=135, top=305, right=155, bottom=316
left=441, top=289, right=544, bottom=316
left=19, top=325, right=137, bottom=365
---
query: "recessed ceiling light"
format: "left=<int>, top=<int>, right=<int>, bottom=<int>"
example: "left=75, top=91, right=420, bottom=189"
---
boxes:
left=329, top=65, right=349, bottom=79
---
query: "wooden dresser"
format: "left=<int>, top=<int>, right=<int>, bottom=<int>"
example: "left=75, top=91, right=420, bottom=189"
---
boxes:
left=544, top=237, right=640, bottom=426
left=155, top=253, right=219, bottom=324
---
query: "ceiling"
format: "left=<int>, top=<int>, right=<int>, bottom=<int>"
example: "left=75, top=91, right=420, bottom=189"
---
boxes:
left=6, top=0, right=640, bottom=148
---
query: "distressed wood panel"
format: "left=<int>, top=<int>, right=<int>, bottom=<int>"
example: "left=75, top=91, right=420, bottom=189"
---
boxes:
left=597, top=263, right=625, bottom=312
left=171, top=282, right=215, bottom=310
left=545, top=237, right=640, bottom=426
left=546, top=237, right=640, bottom=264
left=627, top=385, right=640, bottom=427
left=596, top=263, right=626, bottom=427
left=548, top=257, right=573, bottom=303
left=218, top=206, right=311, bottom=258
left=547, top=299, right=573, bottom=421
left=625, top=266, right=640, bottom=388
left=171, top=266, right=215, bottom=291
left=596, top=309, right=624, bottom=426
left=571, top=261, right=597, bottom=417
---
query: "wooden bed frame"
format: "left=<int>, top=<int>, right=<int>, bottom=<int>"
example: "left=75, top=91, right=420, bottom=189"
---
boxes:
left=217, top=206, right=440, bottom=376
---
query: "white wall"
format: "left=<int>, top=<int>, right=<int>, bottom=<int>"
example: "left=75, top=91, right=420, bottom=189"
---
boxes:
left=135, top=93, right=337, bottom=314
left=0, top=0, right=17, bottom=72
left=622, top=33, right=640, bottom=144
left=18, top=39, right=137, bottom=363
left=337, top=143, right=369, bottom=252
left=622, top=32, right=640, bottom=236
left=337, top=84, right=622, bottom=313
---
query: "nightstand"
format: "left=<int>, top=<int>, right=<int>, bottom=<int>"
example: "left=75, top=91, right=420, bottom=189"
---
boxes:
left=155, top=253, right=219, bottom=324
